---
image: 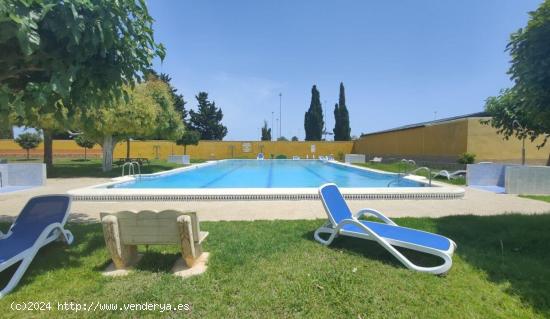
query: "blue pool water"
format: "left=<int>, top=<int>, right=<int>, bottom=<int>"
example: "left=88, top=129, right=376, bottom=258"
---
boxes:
left=110, top=160, right=425, bottom=189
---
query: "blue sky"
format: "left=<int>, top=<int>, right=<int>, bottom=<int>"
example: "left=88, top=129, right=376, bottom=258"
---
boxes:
left=146, top=0, right=542, bottom=141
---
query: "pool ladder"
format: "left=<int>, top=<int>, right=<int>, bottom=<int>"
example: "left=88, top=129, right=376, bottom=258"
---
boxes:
left=121, top=161, right=141, bottom=179
left=387, top=162, right=432, bottom=187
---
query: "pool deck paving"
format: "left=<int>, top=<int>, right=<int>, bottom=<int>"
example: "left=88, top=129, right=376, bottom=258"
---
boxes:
left=1, top=177, right=549, bottom=223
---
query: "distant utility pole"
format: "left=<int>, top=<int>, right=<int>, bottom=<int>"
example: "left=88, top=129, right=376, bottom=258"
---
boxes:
left=434, top=111, right=437, bottom=120
left=279, top=93, right=282, bottom=139
left=271, top=112, right=274, bottom=141
left=276, top=118, right=279, bottom=139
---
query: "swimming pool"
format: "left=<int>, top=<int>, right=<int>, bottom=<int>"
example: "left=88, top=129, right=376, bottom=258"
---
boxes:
left=69, top=160, right=465, bottom=201
left=112, top=160, right=422, bottom=189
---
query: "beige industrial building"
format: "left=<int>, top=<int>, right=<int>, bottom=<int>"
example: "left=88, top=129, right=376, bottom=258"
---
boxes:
left=353, top=112, right=550, bottom=165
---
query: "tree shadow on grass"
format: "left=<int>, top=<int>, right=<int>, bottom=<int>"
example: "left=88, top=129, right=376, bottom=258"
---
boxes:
left=0, top=223, right=105, bottom=294
left=436, top=214, right=550, bottom=316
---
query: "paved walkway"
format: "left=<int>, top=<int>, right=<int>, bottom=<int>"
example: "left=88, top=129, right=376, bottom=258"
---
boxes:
left=1, top=178, right=549, bottom=222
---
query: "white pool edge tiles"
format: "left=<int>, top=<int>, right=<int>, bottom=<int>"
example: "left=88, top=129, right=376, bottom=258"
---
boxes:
left=68, top=160, right=465, bottom=201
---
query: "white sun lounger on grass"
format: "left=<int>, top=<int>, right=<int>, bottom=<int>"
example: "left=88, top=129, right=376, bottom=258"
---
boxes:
left=432, top=170, right=466, bottom=180
left=0, top=195, right=74, bottom=297
left=314, top=184, right=456, bottom=275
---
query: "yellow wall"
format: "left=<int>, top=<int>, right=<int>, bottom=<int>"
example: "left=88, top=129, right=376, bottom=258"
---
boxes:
left=353, top=120, right=468, bottom=159
left=113, top=140, right=354, bottom=160
left=0, top=139, right=353, bottom=160
left=466, top=118, right=550, bottom=164
left=0, top=139, right=102, bottom=157
left=353, top=117, right=550, bottom=164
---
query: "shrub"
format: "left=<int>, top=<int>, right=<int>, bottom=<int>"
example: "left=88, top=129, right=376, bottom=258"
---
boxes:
left=458, top=152, right=476, bottom=164
left=74, top=135, right=96, bottom=160
left=275, top=154, right=288, bottom=159
left=291, top=136, right=299, bottom=141
left=15, top=132, right=42, bottom=159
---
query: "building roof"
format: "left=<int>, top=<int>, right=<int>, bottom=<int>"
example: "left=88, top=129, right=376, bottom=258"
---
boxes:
left=361, top=111, right=489, bottom=136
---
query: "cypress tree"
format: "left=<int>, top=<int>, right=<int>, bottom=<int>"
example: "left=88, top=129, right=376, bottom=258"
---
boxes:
left=334, top=82, right=351, bottom=141
left=304, top=85, right=324, bottom=141
left=333, top=103, right=340, bottom=140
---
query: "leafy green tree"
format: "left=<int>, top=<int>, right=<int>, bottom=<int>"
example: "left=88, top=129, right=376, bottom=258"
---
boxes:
left=304, top=85, right=324, bottom=141
left=158, top=72, right=187, bottom=124
left=0, top=0, right=165, bottom=168
left=0, top=119, right=13, bottom=139
left=261, top=121, right=271, bottom=141
left=277, top=136, right=288, bottom=141
left=333, top=82, right=351, bottom=141
left=14, top=132, right=42, bottom=159
left=76, top=77, right=184, bottom=171
left=74, top=134, right=96, bottom=160
left=176, top=130, right=201, bottom=155
left=291, top=136, right=299, bottom=141
left=484, top=1, right=550, bottom=163
left=188, top=92, right=227, bottom=140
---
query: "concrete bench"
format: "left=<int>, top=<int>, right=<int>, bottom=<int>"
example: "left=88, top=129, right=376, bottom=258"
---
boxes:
left=100, top=210, right=209, bottom=277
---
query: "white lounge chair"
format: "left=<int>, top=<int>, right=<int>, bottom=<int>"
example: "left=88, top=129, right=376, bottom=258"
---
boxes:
left=256, top=153, right=264, bottom=160
left=314, top=184, right=456, bottom=275
left=0, top=195, right=74, bottom=297
left=432, top=170, right=466, bottom=180
left=370, top=157, right=383, bottom=163
left=292, top=156, right=300, bottom=160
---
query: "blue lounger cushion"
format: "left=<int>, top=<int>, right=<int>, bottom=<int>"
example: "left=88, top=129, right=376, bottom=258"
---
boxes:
left=341, top=221, right=451, bottom=251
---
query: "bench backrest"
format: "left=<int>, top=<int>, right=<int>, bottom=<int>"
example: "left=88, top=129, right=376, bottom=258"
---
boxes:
left=100, top=210, right=198, bottom=245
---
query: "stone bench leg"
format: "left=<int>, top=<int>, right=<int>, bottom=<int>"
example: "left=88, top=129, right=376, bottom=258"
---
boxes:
left=177, top=215, right=198, bottom=267
left=102, top=215, right=138, bottom=269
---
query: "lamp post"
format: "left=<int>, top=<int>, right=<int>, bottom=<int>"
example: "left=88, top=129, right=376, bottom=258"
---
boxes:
left=271, top=112, right=274, bottom=141
left=276, top=118, right=279, bottom=140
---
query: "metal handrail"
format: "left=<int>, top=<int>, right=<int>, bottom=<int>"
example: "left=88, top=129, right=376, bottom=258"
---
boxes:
left=408, top=166, right=432, bottom=186
left=121, top=161, right=141, bottom=178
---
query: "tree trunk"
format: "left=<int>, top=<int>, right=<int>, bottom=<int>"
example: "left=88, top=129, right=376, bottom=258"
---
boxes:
left=43, top=129, right=53, bottom=168
left=26, top=149, right=29, bottom=160
left=184, top=145, right=187, bottom=155
left=126, top=139, right=131, bottom=160
left=84, top=148, right=87, bottom=160
left=102, top=135, right=116, bottom=172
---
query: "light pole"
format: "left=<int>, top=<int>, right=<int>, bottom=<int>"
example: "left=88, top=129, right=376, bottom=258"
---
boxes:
left=279, top=93, right=282, bottom=139
left=271, top=112, right=274, bottom=141
left=276, top=118, right=279, bottom=140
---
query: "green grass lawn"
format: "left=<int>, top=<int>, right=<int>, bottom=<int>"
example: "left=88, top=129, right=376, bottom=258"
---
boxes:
left=354, top=162, right=466, bottom=185
left=519, top=195, right=550, bottom=203
left=1, top=215, right=549, bottom=318
left=7, top=158, right=205, bottom=178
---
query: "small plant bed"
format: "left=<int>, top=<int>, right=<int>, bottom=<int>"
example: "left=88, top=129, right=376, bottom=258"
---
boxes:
left=354, top=162, right=466, bottom=185
left=1, top=215, right=549, bottom=318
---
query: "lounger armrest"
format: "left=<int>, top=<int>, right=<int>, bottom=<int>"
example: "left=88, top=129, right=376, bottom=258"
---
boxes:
left=355, top=208, right=397, bottom=226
